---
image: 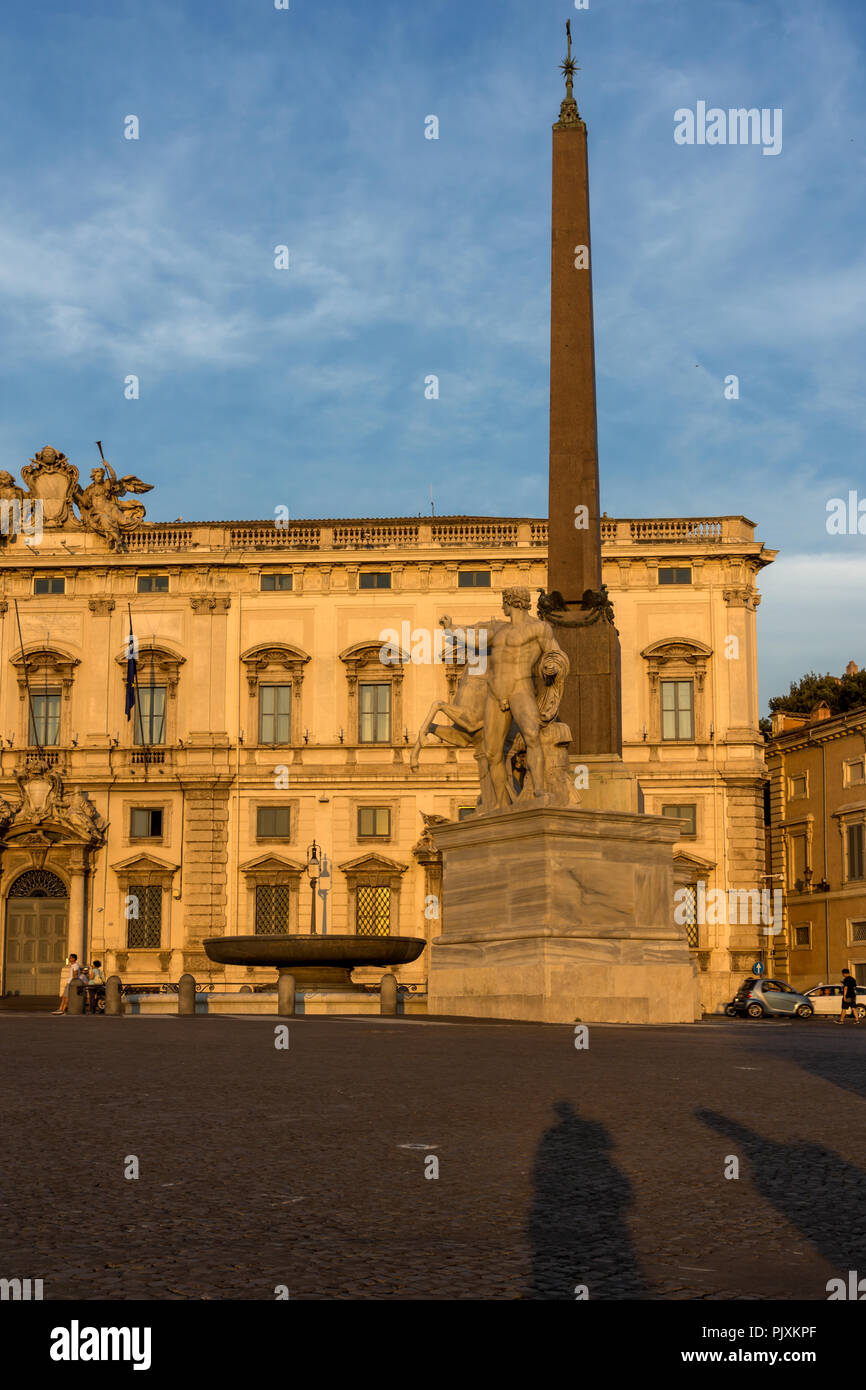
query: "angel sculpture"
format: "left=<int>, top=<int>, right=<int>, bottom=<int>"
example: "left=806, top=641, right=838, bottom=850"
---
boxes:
left=74, top=458, right=152, bottom=549
left=0, top=471, right=26, bottom=546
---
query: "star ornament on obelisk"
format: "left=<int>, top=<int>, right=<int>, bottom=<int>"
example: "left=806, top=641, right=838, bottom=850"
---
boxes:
left=558, top=19, right=581, bottom=126
left=545, top=22, right=627, bottom=789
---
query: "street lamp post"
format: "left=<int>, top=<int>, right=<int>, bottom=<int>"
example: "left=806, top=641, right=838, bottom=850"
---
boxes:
left=306, top=841, right=320, bottom=935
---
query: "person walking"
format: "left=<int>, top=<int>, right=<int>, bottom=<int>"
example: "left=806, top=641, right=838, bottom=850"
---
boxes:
left=51, top=954, right=81, bottom=1015
left=838, top=968, right=860, bottom=1024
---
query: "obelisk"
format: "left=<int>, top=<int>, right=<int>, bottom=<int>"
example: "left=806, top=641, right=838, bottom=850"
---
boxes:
left=427, top=29, right=699, bottom=1024
left=547, top=23, right=625, bottom=791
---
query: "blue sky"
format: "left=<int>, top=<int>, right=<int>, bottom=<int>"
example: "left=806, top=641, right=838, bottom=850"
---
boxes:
left=0, top=0, right=864, bottom=710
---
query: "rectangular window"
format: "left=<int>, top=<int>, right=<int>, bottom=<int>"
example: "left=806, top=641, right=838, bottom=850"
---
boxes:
left=358, top=683, right=391, bottom=743
left=130, top=808, right=163, bottom=838
left=255, top=884, right=292, bottom=935
left=789, top=773, right=807, bottom=798
left=658, top=567, right=692, bottom=585
left=260, top=574, right=293, bottom=591
left=358, top=572, right=391, bottom=589
left=848, top=824, right=865, bottom=882
left=133, top=685, right=167, bottom=745
left=852, top=921, right=866, bottom=943
left=34, top=577, right=65, bottom=595
left=855, top=963, right=866, bottom=987
left=788, top=833, right=807, bottom=888
left=845, top=758, right=866, bottom=786
left=127, top=884, right=161, bottom=948
left=458, top=571, right=491, bottom=588
left=794, top=924, right=811, bottom=948
left=259, top=684, right=292, bottom=744
left=29, top=690, right=61, bottom=746
left=358, top=806, right=391, bottom=838
left=457, top=806, right=475, bottom=821
left=256, top=805, right=291, bottom=838
left=136, top=575, right=169, bottom=593
left=662, top=804, right=697, bottom=837
left=356, top=885, right=391, bottom=936
left=660, top=680, right=694, bottom=741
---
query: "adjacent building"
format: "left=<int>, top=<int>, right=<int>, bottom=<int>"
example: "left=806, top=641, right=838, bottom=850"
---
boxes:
left=766, top=692, right=866, bottom=993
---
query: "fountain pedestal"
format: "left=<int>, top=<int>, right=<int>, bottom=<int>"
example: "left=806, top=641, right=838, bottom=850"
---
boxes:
left=202, top=934, right=426, bottom=1000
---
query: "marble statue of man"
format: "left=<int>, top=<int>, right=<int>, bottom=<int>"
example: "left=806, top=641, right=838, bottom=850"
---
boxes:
left=483, top=586, right=568, bottom=809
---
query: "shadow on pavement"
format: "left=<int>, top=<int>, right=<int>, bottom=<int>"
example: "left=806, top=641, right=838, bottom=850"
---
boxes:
left=698, top=1108, right=866, bottom=1274
left=527, top=1099, right=647, bottom=1300
left=749, top=1028, right=866, bottom=1107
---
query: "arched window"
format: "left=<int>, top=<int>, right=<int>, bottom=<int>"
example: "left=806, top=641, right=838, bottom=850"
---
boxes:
left=241, top=645, right=310, bottom=748
left=11, top=646, right=80, bottom=749
left=641, top=639, right=712, bottom=745
left=114, top=644, right=185, bottom=747
left=339, top=642, right=407, bottom=747
left=7, top=869, right=68, bottom=898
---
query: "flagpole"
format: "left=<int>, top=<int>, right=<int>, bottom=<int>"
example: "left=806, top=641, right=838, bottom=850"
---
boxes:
left=13, top=598, right=42, bottom=756
left=126, top=602, right=146, bottom=765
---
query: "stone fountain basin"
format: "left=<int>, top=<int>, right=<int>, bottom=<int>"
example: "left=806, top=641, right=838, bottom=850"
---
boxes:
left=203, top=934, right=426, bottom=991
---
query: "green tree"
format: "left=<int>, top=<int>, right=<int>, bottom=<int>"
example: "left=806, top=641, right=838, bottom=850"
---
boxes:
left=761, top=667, right=866, bottom=737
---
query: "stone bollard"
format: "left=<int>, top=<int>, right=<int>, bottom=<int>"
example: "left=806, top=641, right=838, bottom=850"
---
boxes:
left=105, top=975, right=122, bottom=1016
left=380, top=972, right=398, bottom=1017
left=67, top=978, right=85, bottom=1015
left=178, top=973, right=196, bottom=1016
left=278, top=973, right=296, bottom=1017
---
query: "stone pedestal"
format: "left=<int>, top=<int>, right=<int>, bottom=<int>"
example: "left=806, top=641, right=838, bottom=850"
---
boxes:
left=574, top=754, right=642, bottom=814
left=428, top=807, right=701, bottom=1024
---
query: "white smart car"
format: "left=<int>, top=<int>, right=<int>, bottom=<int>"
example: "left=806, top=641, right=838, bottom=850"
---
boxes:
left=803, top=983, right=866, bottom=1020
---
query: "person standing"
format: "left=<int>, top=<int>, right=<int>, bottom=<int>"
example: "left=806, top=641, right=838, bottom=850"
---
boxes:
left=51, top=954, right=80, bottom=1015
left=838, top=969, right=860, bottom=1024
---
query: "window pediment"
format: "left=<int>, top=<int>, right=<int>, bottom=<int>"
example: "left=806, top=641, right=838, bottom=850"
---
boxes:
left=113, top=644, right=185, bottom=695
left=338, top=852, right=408, bottom=876
left=240, top=853, right=306, bottom=876
left=241, top=643, right=310, bottom=695
left=339, top=640, right=409, bottom=674
left=111, top=850, right=179, bottom=872
left=641, top=638, right=713, bottom=666
left=673, top=850, right=716, bottom=874
left=11, top=644, right=80, bottom=691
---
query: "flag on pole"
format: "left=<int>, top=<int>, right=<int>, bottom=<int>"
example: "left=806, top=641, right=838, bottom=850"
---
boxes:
left=124, top=619, right=137, bottom=722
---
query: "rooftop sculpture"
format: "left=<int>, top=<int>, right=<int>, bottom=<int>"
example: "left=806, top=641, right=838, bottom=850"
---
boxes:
left=6, top=445, right=153, bottom=549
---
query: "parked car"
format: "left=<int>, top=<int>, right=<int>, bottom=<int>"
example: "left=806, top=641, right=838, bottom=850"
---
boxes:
left=726, top=977, right=814, bottom=1019
left=803, top=983, right=866, bottom=1020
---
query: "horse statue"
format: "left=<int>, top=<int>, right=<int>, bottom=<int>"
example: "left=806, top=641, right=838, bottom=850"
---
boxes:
left=409, top=616, right=495, bottom=808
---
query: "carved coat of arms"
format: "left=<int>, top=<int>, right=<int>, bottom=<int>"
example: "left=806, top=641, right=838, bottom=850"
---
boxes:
left=8, top=445, right=153, bottom=549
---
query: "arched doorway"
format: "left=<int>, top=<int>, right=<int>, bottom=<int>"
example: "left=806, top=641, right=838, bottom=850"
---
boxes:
left=4, top=870, right=69, bottom=997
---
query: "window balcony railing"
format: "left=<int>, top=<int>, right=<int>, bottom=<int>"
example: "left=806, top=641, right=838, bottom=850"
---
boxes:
left=24, top=749, right=61, bottom=766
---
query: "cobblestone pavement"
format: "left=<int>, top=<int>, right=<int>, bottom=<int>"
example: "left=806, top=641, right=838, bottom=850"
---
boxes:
left=2, top=1012, right=865, bottom=1300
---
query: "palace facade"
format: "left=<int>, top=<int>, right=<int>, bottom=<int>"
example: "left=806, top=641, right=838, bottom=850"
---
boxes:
left=0, top=486, right=775, bottom=1013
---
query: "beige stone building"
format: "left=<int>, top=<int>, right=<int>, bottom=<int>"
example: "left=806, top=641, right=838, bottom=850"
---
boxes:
left=0, top=473, right=774, bottom=1013
left=766, top=700, right=866, bottom=994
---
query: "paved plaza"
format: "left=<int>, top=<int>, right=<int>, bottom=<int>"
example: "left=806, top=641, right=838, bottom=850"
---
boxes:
left=2, top=1012, right=865, bottom=1301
